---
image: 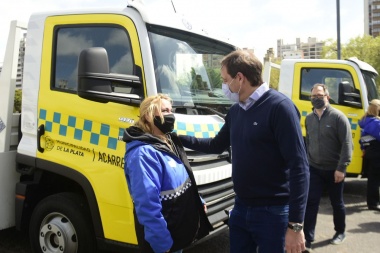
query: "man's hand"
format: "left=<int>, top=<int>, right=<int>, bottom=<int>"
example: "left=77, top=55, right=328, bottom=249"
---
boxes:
left=285, top=229, right=305, bottom=253
left=334, top=170, right=345, bottom=183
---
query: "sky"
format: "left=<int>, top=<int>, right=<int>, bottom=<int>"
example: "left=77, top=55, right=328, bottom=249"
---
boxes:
left=0, top=0, right=364, bottom=64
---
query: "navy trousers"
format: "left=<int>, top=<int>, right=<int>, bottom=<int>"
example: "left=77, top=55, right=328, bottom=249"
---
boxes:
left=304, top=166, right=346, bottom=243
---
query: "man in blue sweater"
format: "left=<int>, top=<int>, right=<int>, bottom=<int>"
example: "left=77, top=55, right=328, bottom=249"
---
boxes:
left=179, top=50, right=309, bottom=253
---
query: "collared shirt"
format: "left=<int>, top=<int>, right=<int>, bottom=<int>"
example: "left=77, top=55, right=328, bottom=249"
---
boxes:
left=313, top=106, right=327, bottom=120
left=239, top=82, right=270, bottom=111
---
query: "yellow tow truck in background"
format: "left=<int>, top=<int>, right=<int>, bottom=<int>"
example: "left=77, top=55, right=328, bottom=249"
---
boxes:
left=263, top=57, right=379, bottom=177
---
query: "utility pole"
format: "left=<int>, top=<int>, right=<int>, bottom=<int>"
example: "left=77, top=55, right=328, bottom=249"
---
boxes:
left=336, top=0, right=341, bottom=59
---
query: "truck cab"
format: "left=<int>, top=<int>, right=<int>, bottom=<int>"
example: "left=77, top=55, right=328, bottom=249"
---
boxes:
left=0, top=1, right=235, bottom=252
left=275, top=57, right=379, bottom=176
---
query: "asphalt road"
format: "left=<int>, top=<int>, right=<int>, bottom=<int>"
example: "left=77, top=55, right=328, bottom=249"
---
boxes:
left=0, top=178, right=378, bottom=253
left=186, top=178, right=380, bottom=253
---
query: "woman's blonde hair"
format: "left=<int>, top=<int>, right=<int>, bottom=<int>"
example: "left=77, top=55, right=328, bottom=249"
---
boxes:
left=134, top=93, right=172, bottom=134
left=365, top=99, right=380, bottom=118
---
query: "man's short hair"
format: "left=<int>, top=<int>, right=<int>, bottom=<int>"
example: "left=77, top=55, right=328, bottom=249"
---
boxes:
left=311, top=83, right=330, bottom=96
left=221, top=50, right=263, bottom=87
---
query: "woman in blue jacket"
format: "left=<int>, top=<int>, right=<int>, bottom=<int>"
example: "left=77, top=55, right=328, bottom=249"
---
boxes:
left=123, top=94, right=212, bottom=253
left=359, top=99, right=380, bottom=211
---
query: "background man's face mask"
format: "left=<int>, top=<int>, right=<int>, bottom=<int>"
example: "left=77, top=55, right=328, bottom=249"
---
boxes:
left=311, top=97, right=326, bottom=109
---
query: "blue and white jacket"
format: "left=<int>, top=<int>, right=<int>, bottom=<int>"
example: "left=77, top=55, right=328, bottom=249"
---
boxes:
left=123, top=126, right=212, bottom=253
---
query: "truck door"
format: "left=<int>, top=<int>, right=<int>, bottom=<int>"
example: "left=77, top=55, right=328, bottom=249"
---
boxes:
left=36, top=14, right=143, bottom=244
left=293, top=63, right=364, bottom=176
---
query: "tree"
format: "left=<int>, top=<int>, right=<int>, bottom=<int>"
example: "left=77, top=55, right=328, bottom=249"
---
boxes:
left=207, top=67, right=222, bottom=89
left=13, top=89, right=22, bottom=113
left=322, top=35, right=380, bottom=88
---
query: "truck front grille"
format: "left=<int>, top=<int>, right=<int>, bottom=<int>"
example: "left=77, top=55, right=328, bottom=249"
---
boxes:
left=197, top=178, right=235, bottom=227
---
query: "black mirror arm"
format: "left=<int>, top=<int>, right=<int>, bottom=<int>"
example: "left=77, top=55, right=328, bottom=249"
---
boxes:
left=79, top=72, right=141, bottom=87
left=78, top=90, right=141, bottom=106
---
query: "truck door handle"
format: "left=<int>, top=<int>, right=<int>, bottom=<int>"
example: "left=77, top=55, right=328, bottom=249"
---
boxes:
left=37, top=124, right=45, bottom=153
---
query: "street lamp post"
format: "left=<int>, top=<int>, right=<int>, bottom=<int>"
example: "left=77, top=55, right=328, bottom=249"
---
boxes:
left=337, top=0, right=341, bottom=59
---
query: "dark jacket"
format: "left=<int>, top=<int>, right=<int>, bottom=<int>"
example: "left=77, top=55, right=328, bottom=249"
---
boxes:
left=305, top=105, right=353, bottom=172
left=123, top=126, right=212, bottom=253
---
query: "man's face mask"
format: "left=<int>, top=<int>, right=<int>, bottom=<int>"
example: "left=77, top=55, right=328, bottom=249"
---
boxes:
left=222, top=76, right=240, bottom=103
left=310, top=94, right=326, bottom=109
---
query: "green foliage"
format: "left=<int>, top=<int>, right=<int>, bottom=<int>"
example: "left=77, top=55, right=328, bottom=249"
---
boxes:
left=13, top=89, right=22, bottom=113
left=207, top=68, right=222, bottom=89
left=322, top=35, right=380, bottom=90
left=190, top=67, right=222, bottom=90
left=321, top=38, right=338, bottom=59
left=190, top=67, right=196, bottom=81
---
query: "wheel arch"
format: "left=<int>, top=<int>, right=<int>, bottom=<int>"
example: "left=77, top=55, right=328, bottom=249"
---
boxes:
left=16, top=154, right=103, bottom=239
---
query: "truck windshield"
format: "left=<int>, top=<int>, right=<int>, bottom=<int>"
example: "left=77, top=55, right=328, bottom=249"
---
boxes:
left=148, top=25, right=235, bottom=115
left=362, top=70, right=379, bottom=101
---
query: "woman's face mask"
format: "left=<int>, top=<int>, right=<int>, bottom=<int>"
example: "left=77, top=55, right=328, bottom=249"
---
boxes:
left=153, top=114, right=175, bottom=134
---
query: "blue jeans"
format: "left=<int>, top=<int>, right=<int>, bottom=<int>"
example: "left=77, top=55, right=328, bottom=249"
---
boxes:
left=304, top=166, right=346, bottom=243
left=229, top=196, right=289, bottom=253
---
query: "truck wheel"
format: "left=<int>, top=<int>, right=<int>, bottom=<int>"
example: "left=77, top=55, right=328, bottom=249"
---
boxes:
left=29, top=192, right=97, bottom=253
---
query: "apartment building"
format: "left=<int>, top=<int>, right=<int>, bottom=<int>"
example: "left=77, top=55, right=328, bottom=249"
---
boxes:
left=365, top=0, right=380, bottom=37
left=277, top=37, right=324, bottom=59
left=0, top=33, right=26, bottom=88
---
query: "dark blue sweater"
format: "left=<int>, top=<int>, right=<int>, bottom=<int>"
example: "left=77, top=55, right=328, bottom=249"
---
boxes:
left=180, top=89, right=309, bottom=222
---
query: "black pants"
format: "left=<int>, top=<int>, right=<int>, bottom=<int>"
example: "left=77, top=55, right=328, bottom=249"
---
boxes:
left=304, top=166, right=345, bottom=243
left=366, top=158, right=380, bottom=206
left=133, top=208, right=155, bottom=253
left=364, top=144, right=380, bottom=207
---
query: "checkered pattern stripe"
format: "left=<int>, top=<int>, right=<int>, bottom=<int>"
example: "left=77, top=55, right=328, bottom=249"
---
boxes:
left=160, top=179, right=192, bottom=201
left=301, top=110, right=357, bottom=130
left=38, top=109, right=124, bottom=150
left=174, top=121, right=224, bottom=138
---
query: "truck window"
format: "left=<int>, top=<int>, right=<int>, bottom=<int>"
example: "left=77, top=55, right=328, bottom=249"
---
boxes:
left=53, top=25, right=134, bottom=93
left=148, top=25, right=235, bottom=115
left=300, top=68, right=355, bottom=106
left=362, top=70, right=380, bottom=101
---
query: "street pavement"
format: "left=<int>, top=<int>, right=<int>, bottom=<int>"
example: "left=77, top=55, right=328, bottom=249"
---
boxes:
left=0, top=178, right=378, bottom=253
left=185, top=177, right=379, bottom=253
left=307, top=178, right=380, bottom=253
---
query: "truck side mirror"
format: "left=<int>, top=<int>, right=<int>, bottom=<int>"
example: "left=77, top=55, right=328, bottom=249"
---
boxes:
left=338, top=81, right=362, bottom=108
left=77, top=47, right=142, bottom=106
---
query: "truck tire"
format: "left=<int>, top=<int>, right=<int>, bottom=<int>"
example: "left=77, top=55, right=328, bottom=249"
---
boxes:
left=29, top=192, right=97, bottom=253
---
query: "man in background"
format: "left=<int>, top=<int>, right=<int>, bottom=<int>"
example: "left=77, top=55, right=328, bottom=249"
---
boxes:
left=304, top=83, right=353, bottom=252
